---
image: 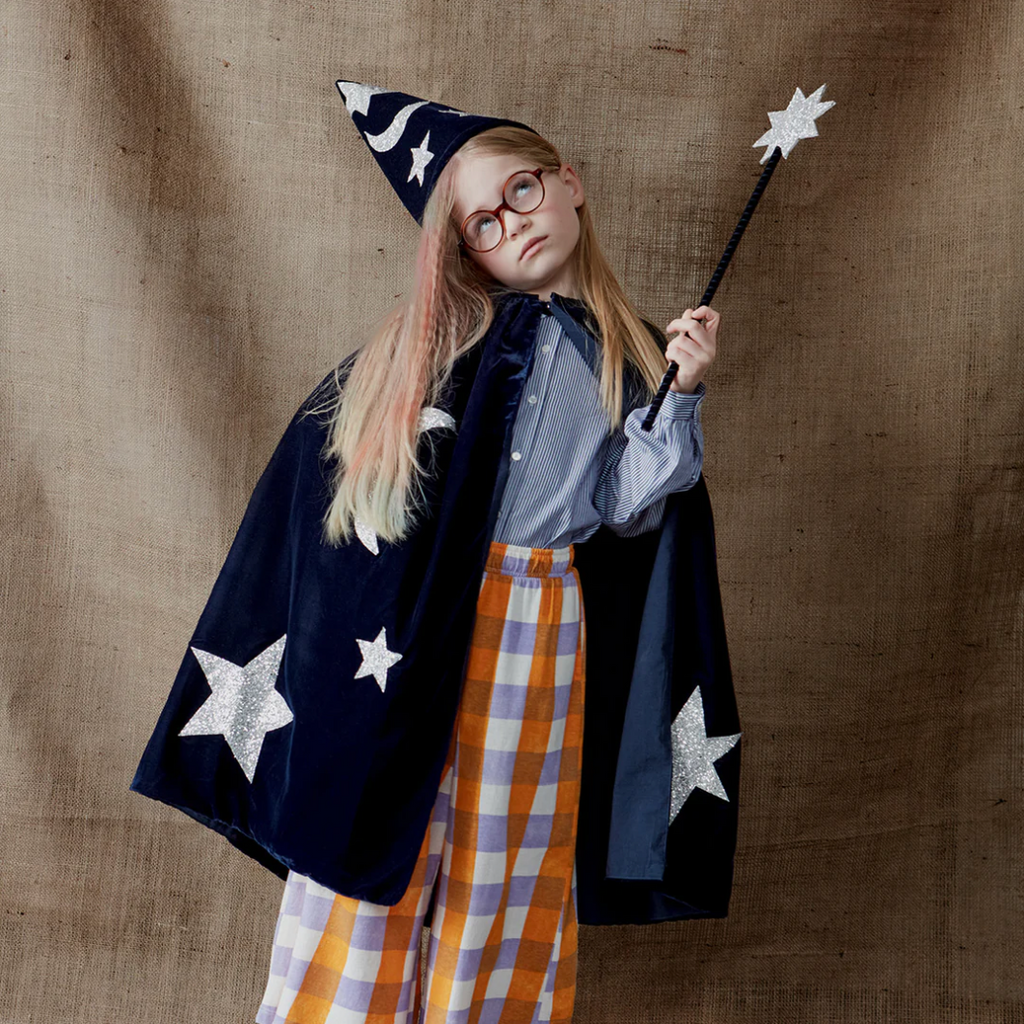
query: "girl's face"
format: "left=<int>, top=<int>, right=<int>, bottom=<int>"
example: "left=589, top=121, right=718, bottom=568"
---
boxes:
left=451, top=152, right=585, bottom=301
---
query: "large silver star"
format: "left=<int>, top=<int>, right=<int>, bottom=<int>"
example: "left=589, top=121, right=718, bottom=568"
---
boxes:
left=353, top=407, right=456, bottom=555
left=669, top=685, right=741, bottom=824
left=179, top=635, right=293, bottom=783
left=753, top=83, right=835, bottom=164
left=334, top=80, right=388, bottom=118
left=354, top=626, right=402, bottom=692
left=408, top=131, right=435, bottom=187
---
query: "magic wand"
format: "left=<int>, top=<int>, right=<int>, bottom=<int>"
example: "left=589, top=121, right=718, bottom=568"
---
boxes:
left=641, top=83, right=836, bottom=431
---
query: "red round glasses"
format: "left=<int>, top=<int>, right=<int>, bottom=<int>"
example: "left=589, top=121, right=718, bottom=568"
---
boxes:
left=457, top=168, right=547, bottom=253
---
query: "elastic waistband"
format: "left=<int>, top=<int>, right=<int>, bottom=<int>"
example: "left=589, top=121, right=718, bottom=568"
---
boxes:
left=485, top=541, right=575, bottom=578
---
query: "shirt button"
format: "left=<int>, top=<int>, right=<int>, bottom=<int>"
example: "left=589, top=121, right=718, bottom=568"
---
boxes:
left=511, top=451, right=522, bottom=461
left=527, top=394, right=538, bottom=404
left=541, top=344, right=551, bottom=353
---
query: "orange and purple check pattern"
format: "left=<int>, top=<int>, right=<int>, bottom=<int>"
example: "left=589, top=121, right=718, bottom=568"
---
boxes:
left=256, top=541, right=586, bottom=1023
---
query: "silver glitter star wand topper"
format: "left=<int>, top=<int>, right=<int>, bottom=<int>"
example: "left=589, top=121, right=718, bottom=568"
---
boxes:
left=640, top=84, right=835, bottom=431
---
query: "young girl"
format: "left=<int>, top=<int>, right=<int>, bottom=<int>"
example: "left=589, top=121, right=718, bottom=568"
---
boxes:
left=130, top=81, right=740, bottom=1024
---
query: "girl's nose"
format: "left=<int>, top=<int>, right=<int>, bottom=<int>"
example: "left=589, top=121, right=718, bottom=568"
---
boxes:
left=503, top=210, right=530, bottom=238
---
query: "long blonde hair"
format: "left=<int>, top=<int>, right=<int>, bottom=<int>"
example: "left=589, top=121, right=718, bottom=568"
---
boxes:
left=307, top=125, right=670, bottom=548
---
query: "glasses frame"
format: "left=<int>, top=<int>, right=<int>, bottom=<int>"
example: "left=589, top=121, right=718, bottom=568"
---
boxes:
left=457, top=167, right=547, bottom=252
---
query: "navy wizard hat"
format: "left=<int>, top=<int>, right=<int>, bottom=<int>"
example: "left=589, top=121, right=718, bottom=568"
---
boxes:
left=334, top=80, right=542, bottom=225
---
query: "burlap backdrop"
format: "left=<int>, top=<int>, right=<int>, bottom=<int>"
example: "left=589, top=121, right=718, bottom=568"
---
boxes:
left=2, top=0, right=1020, bottom=1020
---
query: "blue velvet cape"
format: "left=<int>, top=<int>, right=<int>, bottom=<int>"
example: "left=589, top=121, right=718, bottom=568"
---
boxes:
left=129, top=288, right=741, bottom=926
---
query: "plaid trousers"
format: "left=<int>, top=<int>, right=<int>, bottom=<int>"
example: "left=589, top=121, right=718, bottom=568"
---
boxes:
left=255, top=541, right=586, bottom=1023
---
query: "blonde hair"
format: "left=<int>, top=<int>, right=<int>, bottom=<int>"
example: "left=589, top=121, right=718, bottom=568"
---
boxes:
left=307, top=125, right=669, bottom=548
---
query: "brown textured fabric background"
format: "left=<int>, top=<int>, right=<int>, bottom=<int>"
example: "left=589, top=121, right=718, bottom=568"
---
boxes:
left=2, top=0, right=1021, bottom=1020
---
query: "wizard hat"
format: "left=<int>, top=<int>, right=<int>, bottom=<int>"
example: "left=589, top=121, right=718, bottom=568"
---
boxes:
left=334, top=80, right=542, bottom=225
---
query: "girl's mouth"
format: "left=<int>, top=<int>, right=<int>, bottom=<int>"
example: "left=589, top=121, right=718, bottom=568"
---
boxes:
left=521, top=236, right=547, bottom=260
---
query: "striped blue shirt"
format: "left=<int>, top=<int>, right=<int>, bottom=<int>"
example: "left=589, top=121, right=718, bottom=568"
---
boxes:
left=492, top=312, right=706, bottom=549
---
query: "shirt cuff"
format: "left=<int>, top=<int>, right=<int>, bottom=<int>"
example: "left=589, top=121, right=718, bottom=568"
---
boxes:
left=656, top=379, right=706, bottom=421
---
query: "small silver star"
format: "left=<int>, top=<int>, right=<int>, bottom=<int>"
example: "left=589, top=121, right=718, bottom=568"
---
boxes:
left=353, top=408, right=455, bottom=556
left=354, top=626, right=403, bottom=692
left=669, top=685, right=741, bottom=824
left=408, top=131, right=435, bottom=186
left=753, top=83, right=835, bottom=164
left=179, top=635, right=293, bottom=783
left=335, top=80, right=387, bottom=118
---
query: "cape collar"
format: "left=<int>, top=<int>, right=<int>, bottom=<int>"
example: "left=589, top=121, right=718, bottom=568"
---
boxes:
left=487, top=288, right=652, bottom=423
left=490, top=287, right=589, bottom=317
left=489, top=288, right=601, bottom=375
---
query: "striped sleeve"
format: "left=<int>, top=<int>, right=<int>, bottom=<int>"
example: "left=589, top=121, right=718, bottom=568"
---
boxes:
left=593, top=380, right=706, bottom=536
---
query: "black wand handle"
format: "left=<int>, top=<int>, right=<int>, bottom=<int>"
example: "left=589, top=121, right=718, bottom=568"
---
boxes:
left=640, top=145, right=783, bottom=432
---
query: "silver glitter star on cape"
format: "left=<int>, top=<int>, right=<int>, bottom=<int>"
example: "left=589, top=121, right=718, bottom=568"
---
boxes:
left=353, top=407, right=456, bottom=555
left=178, top=635, right=293, bottom=784
left=354, top=626, right=402, bottom=692
left=669, top=685, right=741, bottom=825
left=753, top=83, right=835, bottom=164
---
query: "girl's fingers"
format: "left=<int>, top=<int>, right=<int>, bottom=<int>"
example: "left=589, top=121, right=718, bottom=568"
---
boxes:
left=665, top=337, right=699, bottom=365
left=665, top=306, right=717, bottom=378
left=666, top=319, right=699, bottom=336
left=667, top=321, right=707, bottom=347
left=667, top=305, right=719, bottom=333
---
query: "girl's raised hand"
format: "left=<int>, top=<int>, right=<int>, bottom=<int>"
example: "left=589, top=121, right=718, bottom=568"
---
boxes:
left=664, top=305, right=719, bottom=393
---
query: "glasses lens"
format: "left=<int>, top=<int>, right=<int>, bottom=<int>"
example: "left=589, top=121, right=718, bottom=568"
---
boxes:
left=505, top=171, right=543, bottom=213
left=463, top=211, right=502, bottom=252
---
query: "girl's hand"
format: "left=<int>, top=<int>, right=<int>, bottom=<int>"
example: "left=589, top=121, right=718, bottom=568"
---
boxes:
left=664, top=305, right=719, bottom=393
